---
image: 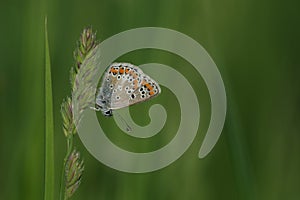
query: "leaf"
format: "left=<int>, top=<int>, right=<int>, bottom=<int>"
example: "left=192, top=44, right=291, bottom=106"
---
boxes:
left=44, top=16, right=55, bottom=200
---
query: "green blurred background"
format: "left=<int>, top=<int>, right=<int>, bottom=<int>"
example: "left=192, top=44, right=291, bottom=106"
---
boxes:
left=1, top=0, right=299, bottom=199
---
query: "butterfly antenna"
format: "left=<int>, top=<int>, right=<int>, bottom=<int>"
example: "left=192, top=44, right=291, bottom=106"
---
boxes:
left=115, top=112, right=132, bottom=132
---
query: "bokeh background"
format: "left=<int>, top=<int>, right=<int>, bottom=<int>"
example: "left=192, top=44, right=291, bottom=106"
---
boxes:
left=1, top=0, right=299, bottom=199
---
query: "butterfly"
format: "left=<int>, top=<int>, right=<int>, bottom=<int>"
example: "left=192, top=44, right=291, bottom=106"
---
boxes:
left=93, top=62, right=161, bottom=117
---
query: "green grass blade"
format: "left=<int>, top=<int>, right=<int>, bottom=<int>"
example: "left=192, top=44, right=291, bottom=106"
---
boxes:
left=44, top=16, right=55, bottom=200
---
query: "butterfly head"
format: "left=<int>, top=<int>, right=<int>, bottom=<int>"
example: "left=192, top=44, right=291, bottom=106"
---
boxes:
left=96, top=95, right=113, bottom=117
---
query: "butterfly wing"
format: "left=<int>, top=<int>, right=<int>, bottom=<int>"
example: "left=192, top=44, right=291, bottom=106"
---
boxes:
left=98, top=62, right=161, bottom=110
left=126, top=73, right=161, bottom=107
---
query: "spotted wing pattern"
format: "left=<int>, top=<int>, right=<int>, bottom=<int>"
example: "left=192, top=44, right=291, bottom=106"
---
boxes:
left=99, top=62, right=161, bottom=110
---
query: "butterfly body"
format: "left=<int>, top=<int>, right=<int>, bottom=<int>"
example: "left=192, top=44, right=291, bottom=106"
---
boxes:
left=95, top=63, right=161, bottom=116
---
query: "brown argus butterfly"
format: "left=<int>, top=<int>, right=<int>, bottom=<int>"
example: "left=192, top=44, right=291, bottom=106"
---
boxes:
left=93, top=63, right=161, bottom=117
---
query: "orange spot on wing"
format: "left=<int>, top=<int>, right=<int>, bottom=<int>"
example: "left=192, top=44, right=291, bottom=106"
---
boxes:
left=119, top=67, right=125, bottom=74
left=110, top=67, right=118, bottom=74
left=142, top=81, right=155, bottom=95
left=145, top=83, right=153, bottom=91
